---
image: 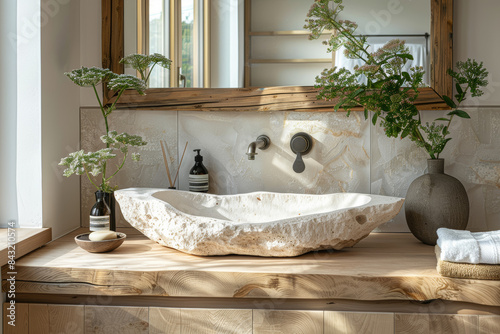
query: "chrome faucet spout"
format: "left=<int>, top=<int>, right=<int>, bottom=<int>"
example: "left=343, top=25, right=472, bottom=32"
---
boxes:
left=246, top=135, right=270, bottom=160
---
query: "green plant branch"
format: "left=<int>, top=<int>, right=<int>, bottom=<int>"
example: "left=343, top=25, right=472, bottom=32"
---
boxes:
left=144, top=62, right=158, bottom=84
left=101, top=88, right=126, bottom=185
left=106, top=88, right=126, bottom=117
left=414, top=126, right=435, bottom=158
left=104, top=151, right=128, bottom=182
left=333, top=22, right=370, bottom=63
left=84, top=166, right=100, bottom=191
left=92, top=84, right=109, bottom=135
left=92, top=83, right=111, bottom=187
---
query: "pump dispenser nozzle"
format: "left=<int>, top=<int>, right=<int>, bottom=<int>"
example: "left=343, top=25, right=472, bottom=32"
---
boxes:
left=194, top=149, right=203, bottom=162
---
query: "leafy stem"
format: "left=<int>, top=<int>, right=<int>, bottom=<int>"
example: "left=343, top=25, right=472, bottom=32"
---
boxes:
left=92, top=83, right=109, bottom=135
left=144, top=63, right=157, bottom=84
left=104, top=151, right=128, bottom=183
left=84, top=166, right=100, bottom=191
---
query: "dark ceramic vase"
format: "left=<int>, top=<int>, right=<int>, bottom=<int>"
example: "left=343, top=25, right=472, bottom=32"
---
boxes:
left=405, top=159, right=469, bottom=245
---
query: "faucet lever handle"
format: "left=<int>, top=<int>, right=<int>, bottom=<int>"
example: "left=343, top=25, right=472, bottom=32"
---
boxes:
left=293, top=152, right=306, bottom=173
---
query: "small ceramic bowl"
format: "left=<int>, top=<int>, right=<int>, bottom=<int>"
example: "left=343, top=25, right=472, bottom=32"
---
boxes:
left=75, top=232, right=126, bottom=253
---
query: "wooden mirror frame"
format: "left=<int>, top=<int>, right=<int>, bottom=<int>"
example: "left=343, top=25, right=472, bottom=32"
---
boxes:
left=102, top=0, right=452, bottom=111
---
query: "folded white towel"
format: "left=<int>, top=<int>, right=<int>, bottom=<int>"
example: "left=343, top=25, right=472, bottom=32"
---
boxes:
left=436, top=228, right=500, bottom=264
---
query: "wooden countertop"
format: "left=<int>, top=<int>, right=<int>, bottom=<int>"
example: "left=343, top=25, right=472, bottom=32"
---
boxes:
left=3, top=228, right=500, bottom=306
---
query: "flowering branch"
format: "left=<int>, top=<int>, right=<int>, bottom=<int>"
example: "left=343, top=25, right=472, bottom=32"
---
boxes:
left=305, top=0, right=488, bottom=159
left=61, top=61, right=151, bottom=192
left=59, top=131, right=147, bottom=192
left=120, top=53, right=172, bottom=84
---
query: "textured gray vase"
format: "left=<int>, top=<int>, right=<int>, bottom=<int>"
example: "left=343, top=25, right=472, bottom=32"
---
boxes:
left=405, top=159, right=469, bottom=245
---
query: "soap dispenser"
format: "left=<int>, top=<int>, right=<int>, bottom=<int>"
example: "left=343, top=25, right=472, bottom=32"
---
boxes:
left=189, top=149, right=209, bottom=192
left=90, top=191, right=111, bottom=231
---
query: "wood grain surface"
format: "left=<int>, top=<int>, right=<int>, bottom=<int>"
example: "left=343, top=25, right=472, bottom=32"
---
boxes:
left=0, top=228, right=51, bottom=266
left=479, top=315, right=500, bottom=334
left=149, top=307, right=181, bottom=334
left=3, top=303, right=28, bottom=334
left=431, top=0, right=454, bottom=98
left=3, top=228, right=500, bottom=307
left=181, top=308, right=252, bottom=334
left=28, top=304, right=49, bottom=334
left=111, top=86, right=449, bottom=112
left=325, top=311, right=394, bottom=334
left=48, top=304, right=84, bottom=334
left=149, top=307, right=252, bottom=333
left=395, top=313, right=479, bottom=334
left=254, top=310, right=323, bottom=334
left=85, top=306, right=149, bottom=333
left=13, top=293, right=500, bottom=315
left=5, top=302, right=500, bottom=334
left=26, top=304, right=84, bottom=334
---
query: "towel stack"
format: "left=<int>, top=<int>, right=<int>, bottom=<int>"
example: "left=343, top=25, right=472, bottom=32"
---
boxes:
left=435, top=228, right=500, bottom=280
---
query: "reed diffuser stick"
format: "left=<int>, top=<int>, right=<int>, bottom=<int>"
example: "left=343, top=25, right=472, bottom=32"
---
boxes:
left=173, top=141, right=188, bottom=186
left=160, top=140, right=173, bottom=187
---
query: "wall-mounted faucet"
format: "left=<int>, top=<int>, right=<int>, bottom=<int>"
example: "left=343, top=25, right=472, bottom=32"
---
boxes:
left=246, top=135, right=271, bottom=160
left=290, top=132, right=313, bottom=173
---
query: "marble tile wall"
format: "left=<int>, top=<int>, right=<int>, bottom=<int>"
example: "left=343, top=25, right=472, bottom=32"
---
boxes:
left=80, top=107, right=500, bottom=231
left=176, top=111, right=370, bottom=195
left=81, top=108, right=178, bottom=227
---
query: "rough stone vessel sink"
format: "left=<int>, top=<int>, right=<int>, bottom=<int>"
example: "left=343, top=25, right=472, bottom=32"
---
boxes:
left=115, top=188, right=404, bottom=257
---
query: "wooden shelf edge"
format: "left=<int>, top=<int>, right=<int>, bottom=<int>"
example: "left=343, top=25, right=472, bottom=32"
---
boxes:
left=110, top=86, right=449, bottom=112
left=3, top=268, right=500, bottom=307
left=0, top=228, right=52, bottom=266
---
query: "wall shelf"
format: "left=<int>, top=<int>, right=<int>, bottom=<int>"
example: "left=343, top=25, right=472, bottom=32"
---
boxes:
left=245, top=0, right=334, bottom=87
left=249, top=59, right=332, bottom=64
left=249, top=30, right=332, bottom=36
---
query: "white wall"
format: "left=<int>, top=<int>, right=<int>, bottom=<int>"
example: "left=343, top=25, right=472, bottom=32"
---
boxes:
left=16, top=0, right=43, bottom=228
left=454, top=0, right=500, bottom=106
left=0, top=0, right=19, bottom=227
left=80, top=0, right=102, bottom=106
left=40, top=0, right=81, bottom=238
left=1, top=0, right=82, bottom=237
left=341, top=0, right=430, bottom=35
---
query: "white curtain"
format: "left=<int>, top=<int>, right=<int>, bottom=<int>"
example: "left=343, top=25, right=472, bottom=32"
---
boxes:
left=335, top=40, right=429, bottom=86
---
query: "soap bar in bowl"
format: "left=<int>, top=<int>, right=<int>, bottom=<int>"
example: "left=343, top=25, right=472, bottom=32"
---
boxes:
left=75, top=232, right=126, bottom=253
left=89, top=231, right=117, bottom=241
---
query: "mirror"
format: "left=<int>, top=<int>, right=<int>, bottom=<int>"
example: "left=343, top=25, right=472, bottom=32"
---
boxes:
left=103, top=0, right=452, bottom=110
left=123, top=0, right=430, bottom=88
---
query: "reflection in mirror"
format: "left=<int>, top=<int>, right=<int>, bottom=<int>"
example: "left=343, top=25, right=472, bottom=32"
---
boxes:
left=124, top=0, right=430, bottom=88
left=335, top=0, right=431, bottom=85
left=125, top=0, right=244, bottom=88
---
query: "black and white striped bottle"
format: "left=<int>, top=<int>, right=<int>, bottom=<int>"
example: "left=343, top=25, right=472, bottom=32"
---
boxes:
left=189, top=149, right=209, bottom=192
left=90, top=191, right=111, bottom=231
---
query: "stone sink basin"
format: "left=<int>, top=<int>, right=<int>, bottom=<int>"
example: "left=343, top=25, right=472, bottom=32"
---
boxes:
left=115, top=188, right=404, bottom=257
